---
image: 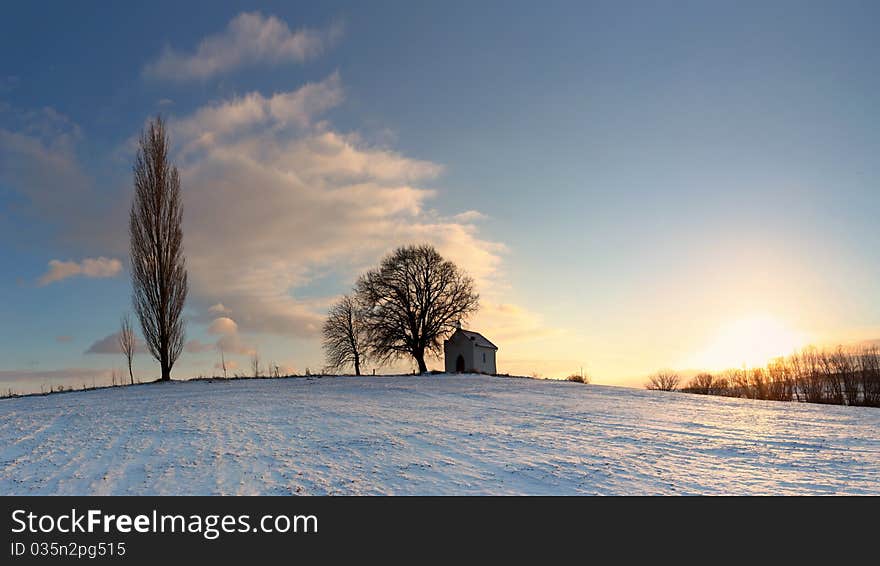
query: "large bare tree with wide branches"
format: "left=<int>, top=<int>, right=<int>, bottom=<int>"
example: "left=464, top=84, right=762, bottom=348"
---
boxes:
left=130, top=116, right=188, bottom=382
left=355, top=244, right=479, bottom=373
left=322, top=294, right=368, bottom=375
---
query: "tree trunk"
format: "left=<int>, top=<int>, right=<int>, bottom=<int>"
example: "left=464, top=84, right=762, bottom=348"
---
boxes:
left=160, top=359, right=171, bottom=381
left=128, top=361, right=134, bottom=385
left=354, top=353, right=361, bottom=376
left=415, top=352, right=428, bottom=374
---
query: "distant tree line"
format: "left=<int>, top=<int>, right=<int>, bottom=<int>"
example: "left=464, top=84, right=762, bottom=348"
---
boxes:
left=647, top=346, right=880, bottom=407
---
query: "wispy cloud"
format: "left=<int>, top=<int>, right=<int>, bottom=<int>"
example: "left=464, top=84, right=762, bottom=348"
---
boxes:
left=0, top=368, right=114, bottom=386
left=0, top=106, right=125, bottom=253
left=184, top=339, right=215, bottom=354
left=0, top=107, right=88, bottom=217
left=143, top=12, right=343, bottom=81
left=85, top=331, right=144, bottom=355
left=38, top=257, right=122, bottom=286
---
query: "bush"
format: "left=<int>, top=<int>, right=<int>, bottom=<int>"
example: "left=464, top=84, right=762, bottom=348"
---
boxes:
left=566, top=373, right=590, bottom=384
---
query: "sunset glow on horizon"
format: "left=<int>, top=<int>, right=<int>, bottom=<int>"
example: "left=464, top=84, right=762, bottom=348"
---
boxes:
left=683, top=315, right=812, bottom=372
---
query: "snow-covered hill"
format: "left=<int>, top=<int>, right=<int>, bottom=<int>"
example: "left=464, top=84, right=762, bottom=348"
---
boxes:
left=2, top=374, right=878, bottom=495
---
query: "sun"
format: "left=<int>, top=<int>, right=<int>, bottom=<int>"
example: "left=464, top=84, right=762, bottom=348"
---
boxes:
left=686, top=315, right=810, bottom=371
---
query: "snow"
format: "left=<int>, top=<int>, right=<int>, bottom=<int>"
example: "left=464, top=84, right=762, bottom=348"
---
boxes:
left=1, top=374, right=879, bottom=495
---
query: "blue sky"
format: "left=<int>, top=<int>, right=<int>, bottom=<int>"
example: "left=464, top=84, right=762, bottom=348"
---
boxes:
left=2, top=1, right=879, bottom=392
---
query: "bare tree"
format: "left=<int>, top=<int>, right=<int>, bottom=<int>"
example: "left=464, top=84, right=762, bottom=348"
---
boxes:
left=830, top=346, right=859, bottom=406
left=355, top=244, right=479, bottom=373
left=818, top=349, right=843, bottom=404
left=130, top=116, right=188, bottom=382
left=793, top=347, right=825, bottom=403
left=251, top=350, right=261, bottom=378
left=766, top=358, right=792, bottom=401
left=748, top=367, right=768, bottom=400
left=858, top=346, right=880, bottom=407
left=217, top=342, right=227, bottom=379
left=683, top=372, right=715, bottom=395
left=118, top=313, right=136, bottom=385
left=322, top=295, right=368, bottom=375
left=646, top=370, right=680, bottom=391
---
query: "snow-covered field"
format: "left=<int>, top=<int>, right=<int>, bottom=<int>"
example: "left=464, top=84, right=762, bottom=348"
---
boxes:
left=1, top=374, right=879, bottom=495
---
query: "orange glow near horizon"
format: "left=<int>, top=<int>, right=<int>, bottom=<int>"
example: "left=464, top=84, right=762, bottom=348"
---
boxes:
left=685, top=314, right=811, bottom=371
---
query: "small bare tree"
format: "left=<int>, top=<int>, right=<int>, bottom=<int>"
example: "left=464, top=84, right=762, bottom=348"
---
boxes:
left=322, top=295, right=368, bottom=375
left=217, top=342, right=227, bottom=379
left=251, top=350, right=261, bottom=378
left=859, top=346, right=880, bottom=407
left=130, top=116, right=188, bottom=381
left=818, top=350, right=843, bottom=404
left=355, top=244, right=479, bottom=373
left=766, top=358, right=792, bottom=401
left=646, top=370, right=680, bottom=391
left=830, top=346, right=859, bottom=406
left=748, top=367, right=768, bottom=400
left=118, top=313, right=136, bottom=385
left=683, top=372, right=715, bottom=395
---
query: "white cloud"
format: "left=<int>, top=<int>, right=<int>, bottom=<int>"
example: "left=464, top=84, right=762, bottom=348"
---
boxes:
left=143, top=12, right=343, bottom=81
left=204, top=316, right=254, bottom=355
left=12, top=73, right=552, bottom=372
left=38, top=257, right=122, bottom=286
left=208, top=303, right=231, bottom=315
left=165, top=77, right=501, bottom=339
left=172, top=72, right=344, bottom=155
left=208, top=317, right=238, bottom=335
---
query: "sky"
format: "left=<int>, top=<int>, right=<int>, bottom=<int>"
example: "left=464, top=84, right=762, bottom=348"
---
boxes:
left=1, top=0, right=879, bottom=392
